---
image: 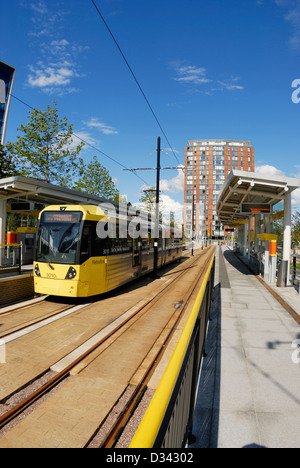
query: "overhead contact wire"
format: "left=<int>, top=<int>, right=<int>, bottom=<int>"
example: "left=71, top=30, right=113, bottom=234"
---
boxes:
left=90, top=0, right=181, bottom=166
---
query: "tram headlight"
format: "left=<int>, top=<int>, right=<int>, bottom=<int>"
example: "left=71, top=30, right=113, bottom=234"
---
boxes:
left=35, top=264, right=41, bottom=277
left=65, top=267, right=77, bottom=279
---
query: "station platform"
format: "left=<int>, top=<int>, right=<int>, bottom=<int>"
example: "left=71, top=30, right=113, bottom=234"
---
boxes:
left=0, top=266, right=34, bottom=307
left=190, top=246, right=300, bottom=449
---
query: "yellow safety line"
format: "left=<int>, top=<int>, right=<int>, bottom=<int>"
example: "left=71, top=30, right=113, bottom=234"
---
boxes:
left=129, top=252, right=215, bottom=448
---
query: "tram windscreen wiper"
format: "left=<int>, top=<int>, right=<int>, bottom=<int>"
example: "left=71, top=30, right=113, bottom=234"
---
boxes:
left=36, top=223, right=80, bottom=264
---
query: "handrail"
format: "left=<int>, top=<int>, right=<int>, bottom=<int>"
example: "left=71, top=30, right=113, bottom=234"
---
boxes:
left=129, top=252, right=215, bottom=448
left=292, top=254, right=300, bottom=284
left=0, top=244, right=22, bottom=247
left=0, top=244, right=22, bottom=274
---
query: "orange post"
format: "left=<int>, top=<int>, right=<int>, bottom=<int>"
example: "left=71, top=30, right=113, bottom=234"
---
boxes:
left=7, top=232, right=18, bottom=244
left=269, top=240, right=277, bottom=257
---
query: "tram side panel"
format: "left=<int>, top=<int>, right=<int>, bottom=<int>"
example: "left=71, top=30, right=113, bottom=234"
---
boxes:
left=34, top=205, right=183, bottom=298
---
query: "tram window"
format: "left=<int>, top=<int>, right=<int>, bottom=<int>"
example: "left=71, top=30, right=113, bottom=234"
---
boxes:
left=110, top=223, right=132, bottom=255
left=85, top=220, right=135, bottom=257
left=80, top=225, right=92, bottom=263
left=90, top=223, right=104, bottom=256
left=80, top=221, right=107, bottom=259
left=36, top=220, right=81, bottom=265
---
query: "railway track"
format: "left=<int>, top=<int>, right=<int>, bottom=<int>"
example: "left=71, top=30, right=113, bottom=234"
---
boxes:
left=96, top=249, right=215, bottom=448
left=0, top=302, right=92, bottom=342
left=0, top=248, right=215, bottom=448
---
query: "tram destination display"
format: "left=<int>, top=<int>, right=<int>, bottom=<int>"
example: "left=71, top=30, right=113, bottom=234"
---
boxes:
left=240, top=203, right=271, bottom=214
left=42, top=211, right=83, bottom=223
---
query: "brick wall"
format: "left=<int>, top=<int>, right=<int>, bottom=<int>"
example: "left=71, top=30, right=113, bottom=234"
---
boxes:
left=0, top=274, right=34, bottom=307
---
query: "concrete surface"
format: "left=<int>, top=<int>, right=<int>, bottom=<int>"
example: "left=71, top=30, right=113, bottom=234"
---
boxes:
left=190, top=246, right=300, bottom=449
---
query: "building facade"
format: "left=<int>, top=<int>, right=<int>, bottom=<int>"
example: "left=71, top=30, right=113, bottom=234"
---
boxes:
left=184, top=139, right=255, bottom=238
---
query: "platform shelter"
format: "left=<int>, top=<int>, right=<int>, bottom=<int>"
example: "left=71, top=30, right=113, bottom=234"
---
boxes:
left=0, top=175, right=110, bottom=245
left=217, top=170, right=300, bottom=286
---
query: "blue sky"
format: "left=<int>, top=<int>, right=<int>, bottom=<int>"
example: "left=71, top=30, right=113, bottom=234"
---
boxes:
left=1, top=0, right=300, bottom=214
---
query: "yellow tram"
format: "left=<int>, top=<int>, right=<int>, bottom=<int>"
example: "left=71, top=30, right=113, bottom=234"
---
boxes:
left=34, top=204, right=183, bottom=298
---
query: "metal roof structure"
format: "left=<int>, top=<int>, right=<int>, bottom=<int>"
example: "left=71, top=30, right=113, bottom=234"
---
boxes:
left=0, top=176, right=112, bottom=244
left=217, top=170, right=300, bottom=227
left=0, top=176, right=109, bottom=206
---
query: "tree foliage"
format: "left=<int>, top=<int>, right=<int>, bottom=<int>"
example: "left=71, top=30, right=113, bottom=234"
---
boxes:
left=0, top=144, right=18, bottom=178
left=292, top=211, right=300, bottom=249
left=4, top=101, right=119, bottom=201
left=6, top=101, right=84, bottom=187
left=139, top=187, right=162, bottom=213
left=74, top=155, right=119, bottom=201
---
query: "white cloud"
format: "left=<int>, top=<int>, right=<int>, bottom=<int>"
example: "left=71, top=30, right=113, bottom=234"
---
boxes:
left=176, top=67, right=210, bottom=84
left=173, top=65, right=211, bottom=85
left=24, top=0, right=66, bottom=38
left=218, top=79, right=244, bottom=91
left=85, top=118, right=119, bottom=135
left=160, top=166, right=185, bottom=193
left=28, top=64, right=74, bottom=88
left=30, top=1, right=48, bottom=15
left=274, top=0, right=300, bottom=52
left=292, top=187, right=300, bottom=206
left=71, top=131, right=98, bottom=149
left=49, top=39, right=70, bottom=55
left=137, top=167, right=184, bottom=225
left=135, top=192, right=184, bottom=225
left=255, top=164, right=286, bottom=177
left=255, top=164, right=300, bottom=208
left=24, top=2, right=87, bottom=94
left=172, top=62, right=244, bottom=93
left=160, top=195, right=184, bottom=224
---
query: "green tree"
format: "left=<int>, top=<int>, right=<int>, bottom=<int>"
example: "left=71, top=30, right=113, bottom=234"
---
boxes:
left=292, top=211, right=300, bottom=249
left=273, top=218, right=284, bottom=246
left=6, top=101, right=84, bottom=187
left=139, top=187, right=165, bottom=225
left=0, top=144, right=18, bottom=178
left=139, top=187, right=161, bottom=214
left=74, top=155, right=119, bottom=201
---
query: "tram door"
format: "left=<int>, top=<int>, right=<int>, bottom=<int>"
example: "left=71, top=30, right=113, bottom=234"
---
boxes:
left=133, top=237, right=141, bottom=267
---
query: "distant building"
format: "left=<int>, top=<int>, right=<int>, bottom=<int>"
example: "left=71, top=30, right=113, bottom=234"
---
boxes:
left=184, top=139, right=255, bottom=238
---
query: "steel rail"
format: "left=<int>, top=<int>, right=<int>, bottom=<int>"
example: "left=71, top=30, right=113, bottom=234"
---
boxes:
left=0, top=250, right=212, bottom=434
left=0, top=296, right=48, bottom=317
left=0, top=303, right=89, bottom=341
left=99, top=248, right=216, bottom=448
left=129, top=252, right=215, bottom=449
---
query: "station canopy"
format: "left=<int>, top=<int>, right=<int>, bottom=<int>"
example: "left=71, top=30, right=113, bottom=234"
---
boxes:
left=217, top=170, right=300, bottom=227
left=0, top=175, right=109, bottom=207
left=0, top=176, right=113, bottom=244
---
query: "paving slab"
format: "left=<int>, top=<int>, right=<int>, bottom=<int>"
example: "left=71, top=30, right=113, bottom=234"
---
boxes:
left=190, top=246, right=300, bottom=449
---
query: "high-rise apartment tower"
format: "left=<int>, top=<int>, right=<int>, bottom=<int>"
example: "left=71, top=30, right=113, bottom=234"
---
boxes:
left=184, top=139, right=255, bottom=238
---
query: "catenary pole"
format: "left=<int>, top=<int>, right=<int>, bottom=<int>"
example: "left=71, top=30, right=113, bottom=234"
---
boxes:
left=153, top=137, right=161, bottom=278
